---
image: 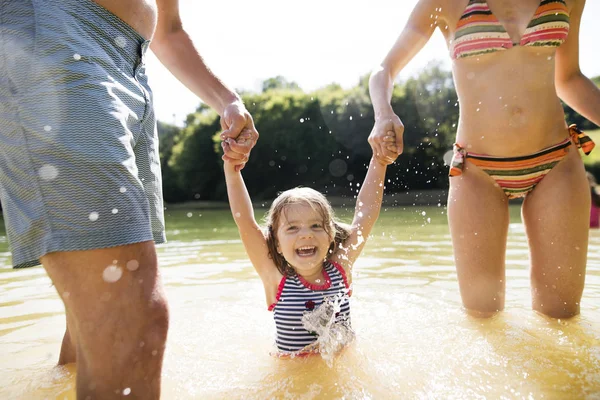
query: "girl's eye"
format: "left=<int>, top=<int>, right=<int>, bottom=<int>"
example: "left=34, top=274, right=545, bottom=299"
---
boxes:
left=312, top=224, right=323, bottom=229
left=287, top=226, right=298, bottom=232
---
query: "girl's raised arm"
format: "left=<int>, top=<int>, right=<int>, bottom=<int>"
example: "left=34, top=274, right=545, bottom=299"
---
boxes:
left=223, top=143, right=279, bottom=285
left=331, top=157, right=390, bottom=272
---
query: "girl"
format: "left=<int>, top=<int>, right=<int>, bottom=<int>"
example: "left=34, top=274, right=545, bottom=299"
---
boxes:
left=369, top=0, right=599, bottom=318
left=221, top=132, right=398, bottom=357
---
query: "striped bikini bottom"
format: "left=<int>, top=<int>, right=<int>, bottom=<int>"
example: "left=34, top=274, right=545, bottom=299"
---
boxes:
left=449, top=125, right=595, bottom=199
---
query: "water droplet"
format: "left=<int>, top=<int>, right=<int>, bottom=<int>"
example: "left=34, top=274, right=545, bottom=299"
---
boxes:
left=120, top=187, right=127, bottom=193
left=299, top=118, right=305, bottom=123
left=73, top=53, right=81, bottom=61
left=103, top=265, right=122, bottom=283
left=187, top=212, right=193, bottom=218
left=123, top=388, right=131, bottom=396
left=44, top=125, right=52, bottom=132
left=114, top=36, right=127, bottom=48
left=234, top=212, right=241, bottom=218
left=112, top=208, right=118, bottom=214
left=39, top=164, right=58, bottom=180
left=89, top=212, right=99, bottom=221
left=126, top=259, right=139, bottom=271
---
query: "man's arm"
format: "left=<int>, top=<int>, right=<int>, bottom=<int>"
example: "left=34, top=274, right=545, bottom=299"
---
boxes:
left=151, top=0, right=258, bottom=168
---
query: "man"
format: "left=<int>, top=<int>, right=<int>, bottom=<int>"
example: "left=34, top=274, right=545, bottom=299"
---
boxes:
left=0, top=0, right=256, bottom=398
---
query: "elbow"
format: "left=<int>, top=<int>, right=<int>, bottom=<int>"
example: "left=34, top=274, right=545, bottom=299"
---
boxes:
left=150, top=22, right=184, bottom=53
left=555, top=69, right=584, bottom=98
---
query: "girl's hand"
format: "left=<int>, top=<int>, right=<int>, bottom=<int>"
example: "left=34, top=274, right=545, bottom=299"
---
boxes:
left=220, top=101, right=259, bottom=171
left=221, top=130, right=253, bottom=169
left=368, top=115, right=403, bottom=165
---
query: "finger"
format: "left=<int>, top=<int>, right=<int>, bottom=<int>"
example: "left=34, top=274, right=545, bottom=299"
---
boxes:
left=222, top=153, right=247, bottom=164
left=235, top=163, right=246, bottom=172
left=222, top=139, right=246, bottom=161
left=385, top=144, right=399, bottom=153
left=220, top=114, right=246, bottom=140
left=393, top=123, right=405, bottom=154
left=228, top=138, right=254, bottom=154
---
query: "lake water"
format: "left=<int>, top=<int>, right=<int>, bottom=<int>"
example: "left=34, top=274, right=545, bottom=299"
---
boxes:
left=1, top=205, right=599, bottom=399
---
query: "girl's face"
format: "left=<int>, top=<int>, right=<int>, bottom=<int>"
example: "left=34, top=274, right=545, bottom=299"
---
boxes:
left=276, top=203, right=332, bottom=274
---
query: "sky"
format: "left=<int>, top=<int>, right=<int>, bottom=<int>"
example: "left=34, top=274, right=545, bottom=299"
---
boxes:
left=146, top=0, right=600, bottom=125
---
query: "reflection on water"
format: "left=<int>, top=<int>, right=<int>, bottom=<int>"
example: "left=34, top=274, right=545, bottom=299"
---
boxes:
left=0, top=206, right=599, bottom=399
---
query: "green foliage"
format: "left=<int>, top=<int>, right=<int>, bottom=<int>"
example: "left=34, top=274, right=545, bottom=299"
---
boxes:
left=167, top=111, right=222, bottom=201
left=262, top=76, right=301, bottom=92
left=158, top=69, right=597, bottom=203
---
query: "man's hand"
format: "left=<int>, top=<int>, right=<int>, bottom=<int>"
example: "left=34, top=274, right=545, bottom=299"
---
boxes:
left=220, top=101, right=259, bottom=172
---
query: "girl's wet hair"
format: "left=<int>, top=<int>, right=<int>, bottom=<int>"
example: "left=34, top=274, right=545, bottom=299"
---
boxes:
left=264, top=187, right=351, bottom=276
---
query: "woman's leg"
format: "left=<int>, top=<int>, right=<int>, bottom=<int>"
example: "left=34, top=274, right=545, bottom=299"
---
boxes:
left=522, top=147, right=589, bottom=318
left=448, top=162, right=510, bottom=316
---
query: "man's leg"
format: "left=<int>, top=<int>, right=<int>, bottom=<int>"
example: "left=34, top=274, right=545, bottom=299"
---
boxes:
left=42, top=241, right=169, bottom=399
left=58, top=310, right=77, bottom=365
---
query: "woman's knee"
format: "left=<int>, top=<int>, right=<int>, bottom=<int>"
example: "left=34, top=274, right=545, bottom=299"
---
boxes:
left=532, top=287, right=582, bottom=319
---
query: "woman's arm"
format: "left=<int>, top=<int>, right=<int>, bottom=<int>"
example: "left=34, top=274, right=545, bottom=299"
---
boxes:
left=369, top=0, right=450, bottom=161
left=555, top=0, right=600, bottom=127
left=222, top=141, right=281, bottom=287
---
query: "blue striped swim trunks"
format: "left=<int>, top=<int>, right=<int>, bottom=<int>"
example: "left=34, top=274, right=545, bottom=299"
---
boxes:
left=0, top=0, right=166, bottom=268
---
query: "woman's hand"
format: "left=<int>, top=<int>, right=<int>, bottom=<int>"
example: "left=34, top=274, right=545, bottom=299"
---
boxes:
left=368, top=114, right=404, bottom=165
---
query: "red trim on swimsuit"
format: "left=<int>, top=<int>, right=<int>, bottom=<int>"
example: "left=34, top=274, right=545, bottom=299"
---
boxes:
left=268, top=275, right=287, bottom=311
left=297, top=268, right=331, bottom=291
left=330, top=260, right=352, bottom=297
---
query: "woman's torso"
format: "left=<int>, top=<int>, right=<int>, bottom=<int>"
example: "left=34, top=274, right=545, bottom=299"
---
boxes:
left=93, top=0, right=158, bottom=39
left=439, top=0, right=575, bottom=156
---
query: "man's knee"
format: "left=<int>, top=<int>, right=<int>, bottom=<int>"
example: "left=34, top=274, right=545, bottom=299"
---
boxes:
left=143, top=296, right=170, bottom=348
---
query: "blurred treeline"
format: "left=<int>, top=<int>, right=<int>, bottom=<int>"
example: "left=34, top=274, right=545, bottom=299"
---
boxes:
left=158, top=63, right=600, bottom=203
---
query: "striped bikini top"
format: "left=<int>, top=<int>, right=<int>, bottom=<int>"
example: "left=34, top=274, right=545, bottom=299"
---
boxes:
left=269, top=260, right=351, bottom=353
left=451, top=0, right=570, bottom=60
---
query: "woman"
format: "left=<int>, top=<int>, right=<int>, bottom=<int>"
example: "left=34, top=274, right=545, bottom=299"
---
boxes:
left=369, top=0, right=600, bottom=318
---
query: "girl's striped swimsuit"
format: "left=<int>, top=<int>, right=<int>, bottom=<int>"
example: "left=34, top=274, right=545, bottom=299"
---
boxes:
left=269, top=260, right=351, bottom=353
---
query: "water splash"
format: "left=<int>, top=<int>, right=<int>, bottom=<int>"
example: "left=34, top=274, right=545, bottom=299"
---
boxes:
left=300, top=293, right=355, bottom=366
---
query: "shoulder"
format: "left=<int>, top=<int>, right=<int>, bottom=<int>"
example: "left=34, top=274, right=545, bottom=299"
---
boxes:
left=410, top=0, right=470, bottom=36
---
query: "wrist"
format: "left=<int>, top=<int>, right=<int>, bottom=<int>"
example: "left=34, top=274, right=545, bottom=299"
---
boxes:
left=374, top=106, right=396, bottom=121
left=218, top=94, right=243, bottom=116
left=371, top=157, right=388, bottom=167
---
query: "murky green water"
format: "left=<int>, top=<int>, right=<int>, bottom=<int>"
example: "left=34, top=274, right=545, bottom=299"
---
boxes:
left=1, top=205, right=599, bottom=399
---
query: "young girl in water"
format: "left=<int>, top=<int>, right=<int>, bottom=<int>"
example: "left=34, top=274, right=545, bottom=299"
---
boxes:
left=221, top=131, right=398, bottom=357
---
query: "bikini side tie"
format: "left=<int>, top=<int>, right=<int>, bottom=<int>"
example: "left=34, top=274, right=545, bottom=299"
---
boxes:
left=569, top=124, right=595, bottom=155
left=449, top=144, right=466, bottom=177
